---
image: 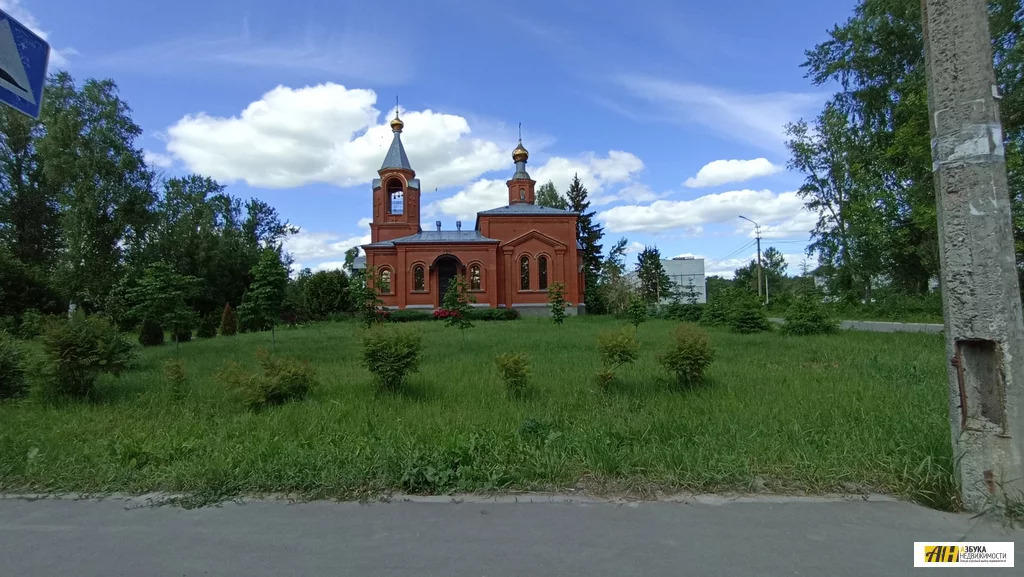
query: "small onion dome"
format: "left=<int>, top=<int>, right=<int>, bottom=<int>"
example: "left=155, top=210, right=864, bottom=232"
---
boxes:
left=512, top=141, right=529, bottom=162
left=390, top=115, right=404, bottom=132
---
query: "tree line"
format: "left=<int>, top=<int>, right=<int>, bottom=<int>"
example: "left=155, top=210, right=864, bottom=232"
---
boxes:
left=786, top=0, right=1024, bottom=300
left=0, top=72, right=359, bottom=342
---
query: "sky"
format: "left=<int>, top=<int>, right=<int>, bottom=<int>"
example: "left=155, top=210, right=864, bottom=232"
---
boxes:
left=5, top=0, right=857, bottom=277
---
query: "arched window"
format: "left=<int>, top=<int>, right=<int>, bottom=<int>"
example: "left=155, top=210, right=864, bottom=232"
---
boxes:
left=387, top=179, right=403, bottom=215
left=519, top=188, right=526, bottom=201
left=520, top=256, right=530, bottom=290
left=413, top=265, right=425, bottom=291
left=379, top=268, right=392, bottom=294
left=469, top=265, right=481, bottom=291
left=538, top=256, right=548, bottom=290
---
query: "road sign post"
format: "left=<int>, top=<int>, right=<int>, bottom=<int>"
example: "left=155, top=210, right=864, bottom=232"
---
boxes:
left=0, top=8, right=50, bottom=119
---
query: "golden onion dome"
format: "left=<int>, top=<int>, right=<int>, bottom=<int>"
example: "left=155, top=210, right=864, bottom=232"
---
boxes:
left=512, top=141, right=529, bottom=162
left=390, top=115, right=404, bottom=132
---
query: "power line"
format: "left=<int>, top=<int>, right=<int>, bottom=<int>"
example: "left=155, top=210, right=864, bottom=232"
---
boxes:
left=716, top=240, right=756, bottom=262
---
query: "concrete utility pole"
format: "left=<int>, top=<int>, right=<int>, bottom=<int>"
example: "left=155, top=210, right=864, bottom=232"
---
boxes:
left=739, top=216, right=763, bottom=302
left=922, top=0, right=1024, bottom=513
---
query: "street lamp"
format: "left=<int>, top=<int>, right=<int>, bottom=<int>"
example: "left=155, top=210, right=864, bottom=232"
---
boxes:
left=738, top=216, right=764, bottom=303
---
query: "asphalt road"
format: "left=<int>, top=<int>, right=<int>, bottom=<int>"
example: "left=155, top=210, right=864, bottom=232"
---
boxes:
left=1, top=494, right=1019, bottom=576
left=769, top=318, right=945, bottom=334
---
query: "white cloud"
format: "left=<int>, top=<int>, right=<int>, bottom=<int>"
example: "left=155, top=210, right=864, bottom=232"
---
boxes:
left=598, top=189, right=810, bottom=234
left=430, top=150, right=646, bottom=221
left=91, top=18, right=411, bottom=84
left=143, top=150, right=174, bottom=169
left=610, top=76, right=824, bottom=151
left=624, top=241, right=646, bottom=254
left=284, top=229, right=370, bottom=262
left=593, top=182, right=664, bottom=207
left=312, top=261, right=348, bottom=273
left=702, top=251, right=808, bottom=279
left=684, top=158, right=783, bottom=188
left=163, top=83, right=508, bottom=190
left=430, top=178, right=508, bottom=222
left=0, top=0, right=76, bottom=68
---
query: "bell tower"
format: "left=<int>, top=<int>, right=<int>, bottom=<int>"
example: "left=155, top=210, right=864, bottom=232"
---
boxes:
left=507, top=129, right=536, bottom=205
left=371, top=109, right=422, bottom=243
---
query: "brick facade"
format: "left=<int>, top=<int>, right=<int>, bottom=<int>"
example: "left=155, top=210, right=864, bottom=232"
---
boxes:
left=361, top=115, right=584, bottom=311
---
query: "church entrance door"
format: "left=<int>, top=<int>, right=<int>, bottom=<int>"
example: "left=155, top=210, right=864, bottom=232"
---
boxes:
left=435, top=255, right=461, bottom=307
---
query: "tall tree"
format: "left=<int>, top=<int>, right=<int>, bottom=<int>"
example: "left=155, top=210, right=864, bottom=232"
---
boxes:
left=536, top=180, right=568, bottom=210
left=598, top=237, right=632, bottom=314
left=565, top=174, right=604, bottom=310
left=238, top=246, right=290, bottom=346
left=635, top=246, right=672, bottom=304
left=786, top=103, right=887, bottom=298
left=37, top=72, right=157, bottom=310
left=734, top=247, right=789, bottom=296
left=344, top=247, right=360, bottom=274
left=797, top=0, right=1024, bottom=295
left=0, top=108, right=59, bottom=269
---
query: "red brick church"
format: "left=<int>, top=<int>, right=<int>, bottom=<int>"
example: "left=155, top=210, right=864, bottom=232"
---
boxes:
left=358, top=111, right=584, bottom=314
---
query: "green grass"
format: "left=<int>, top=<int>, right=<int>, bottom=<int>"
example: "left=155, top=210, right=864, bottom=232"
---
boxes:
left=0, top=317, right=958, bottom=510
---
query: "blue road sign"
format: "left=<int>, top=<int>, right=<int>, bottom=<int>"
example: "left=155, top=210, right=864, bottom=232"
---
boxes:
left=0, top=8, right=50, bottom=119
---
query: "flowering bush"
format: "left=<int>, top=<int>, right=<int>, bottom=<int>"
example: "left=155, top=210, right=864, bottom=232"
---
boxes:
left=432, top=309, right=462, bottom=320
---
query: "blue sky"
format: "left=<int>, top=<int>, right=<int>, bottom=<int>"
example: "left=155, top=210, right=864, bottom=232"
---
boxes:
left=9, top=0, right=856, bottom=277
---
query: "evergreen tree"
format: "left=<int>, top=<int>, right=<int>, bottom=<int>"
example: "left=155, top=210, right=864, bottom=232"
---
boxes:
left=220, top=302, right=237, bottom=336
left=536, top=181, right=568, bottom=210
left=635, top=246, right=672, bottom=304
left=238, top=247, right=289, bottom=348
left=565, top=174, right=604, bottom=311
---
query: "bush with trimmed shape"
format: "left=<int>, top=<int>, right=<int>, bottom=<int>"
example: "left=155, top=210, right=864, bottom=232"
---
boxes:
left=217, top=347, right=316, bottom=411
left=362, top=325, right=423, bottom=394
left=658, top=323, right=715, bottom=387
left=782, top=298, right=839, bottom=335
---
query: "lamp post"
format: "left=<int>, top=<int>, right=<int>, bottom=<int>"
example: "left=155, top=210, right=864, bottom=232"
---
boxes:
left=739, top=216, right=763, bottom=302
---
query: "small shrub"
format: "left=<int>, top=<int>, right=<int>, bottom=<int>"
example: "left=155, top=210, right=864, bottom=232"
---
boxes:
left=217, top=348, right=315, bottom=411
left=172, top=326, right=192, bottom=343
left=595, top=327, right=640, bottom=390
left=730, top=300, right=771, bottom=334
left=35, top=312, right=135, bottom=400
left=466, top=308, right=520, bottom=321
left=196, top=314, right=219, bottom=338
left=220, top=302, right=237, bottom=336
left=17, top=309, right=46, bottom=339
left=658, top=323, right=715, bottom=387
left=700, top=298, right=732, bottom=327
left=548, top=282, right=567, bottom=325
left=441, top=276, right=475, bottom=334
left=163, top=357, right=188, bottom=401
left=495, top=352, right=530, bottom=399
left=781, top=298, right=840, bottom=336
left=138, top=317, right=164, bottom=346
left=0, top=332, right=27, bottom=399
left=626, top=294, right=647, bottom=328
left=665, top=302, right=703, bottom=323
left=389, top=310, right=433, bottom=323
left=362, top=325, right=423, bottom=394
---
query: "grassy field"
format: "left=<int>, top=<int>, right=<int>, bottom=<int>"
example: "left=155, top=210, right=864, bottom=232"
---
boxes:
left=0, top=317, right=958, bottom=509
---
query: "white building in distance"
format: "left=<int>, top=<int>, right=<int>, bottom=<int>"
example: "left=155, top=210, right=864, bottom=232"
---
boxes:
left=625, top=256, right=707, bottom=304
left=663, top=257, right=706, bottom=304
